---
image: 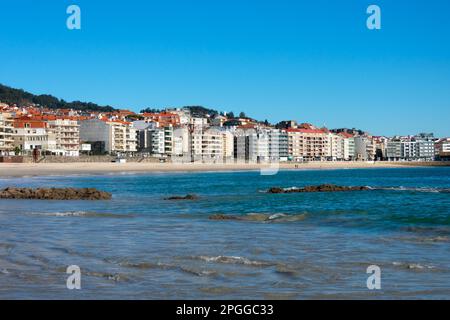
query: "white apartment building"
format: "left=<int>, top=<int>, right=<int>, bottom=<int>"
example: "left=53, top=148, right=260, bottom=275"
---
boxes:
left=386, top=140, right=402, bottom=160
left=133, top=120, right=157, bottom=153
left=386, top=134, right=435, bottom=161
left=235, top=129, right=270, bottom=163
left=166, top=108, right=191, bottom=125
left=0, top=113, right=14, bottom=155
left=436, top=138, right=450, bottom=153
left=173, top=127, right=190, bottom=156
left=48, top=119, right=80, bottom=156
left=342, top=138, right=350, bottom=160
left=191, top=128, right=224, bottom=161
left=287, top=128, right=328, bottom=161
left=326, top=133, right=344, bottom=161
left=222, top=130, right=234, bottom=160
left=201, top=128, right=223, bottom=159
left=403, top=141, right=418, bottom=159
left=13, top=127, right=57, bottom=154
left=435, top=138, right=450, bottom=161
left=190, top=117, right=208, bottom=129
left=142, top=129, right=165, bottom=155
left=80, top=119, right=137, bottom=154
left=354, top=136, right=376, bottom=161
left=133, top=121, right=173, bottom=156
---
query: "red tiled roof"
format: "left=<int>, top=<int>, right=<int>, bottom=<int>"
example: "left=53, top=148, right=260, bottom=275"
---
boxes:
left=237, top=124, right=256, bottom=129
left=14, top=118, right=48, bottom=129
left=286, top=128, right=327, bottom=134
left=338, top=132, right=354, bottom=138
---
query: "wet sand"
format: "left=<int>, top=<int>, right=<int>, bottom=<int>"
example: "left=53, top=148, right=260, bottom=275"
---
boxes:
left=0, top=161, right=446, bottom=178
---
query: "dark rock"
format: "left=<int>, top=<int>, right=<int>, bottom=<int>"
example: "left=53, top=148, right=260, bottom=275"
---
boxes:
left=267, top=187, right=284, bottom=194
left=0, top=187, right=112, bottom=200
left=267, top=184, right=370, bottom=194
left=164, top=194, right=198, bottom=201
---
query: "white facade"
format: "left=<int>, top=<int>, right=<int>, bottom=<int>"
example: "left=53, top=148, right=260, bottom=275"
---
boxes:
left=48, top=119, right=80, bottom=156
left=191, top=128, right=224, bottom=160
left=354, top=136, right=375, bottom=161
left=13, top=127, right=57, bottom=153
left=80, top=119, right=137, bottom=154
left=222, top=131, right=234, bottom=160
left=0, top=113, right=14, bottom=155
left=235, top=130, right=270, bottom=163
left=287, top=129, right=328, bottom=161
left=326, top=133, right=344, bottom=161
left=342, top=138, right=350, bottom=160
left=173, top=127, right=190, bottom=156
left=387, top=134, right=435, bottom=161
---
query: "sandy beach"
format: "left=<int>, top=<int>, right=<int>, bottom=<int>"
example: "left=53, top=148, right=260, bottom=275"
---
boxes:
left=0, top=161, right=448, bottom=178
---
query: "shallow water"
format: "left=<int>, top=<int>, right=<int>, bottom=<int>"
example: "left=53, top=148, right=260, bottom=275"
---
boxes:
left=0, top=167, right=449, bottom=299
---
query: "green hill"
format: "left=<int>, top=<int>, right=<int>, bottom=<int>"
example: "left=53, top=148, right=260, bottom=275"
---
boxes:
left=0, top=84, right=117, bottom=112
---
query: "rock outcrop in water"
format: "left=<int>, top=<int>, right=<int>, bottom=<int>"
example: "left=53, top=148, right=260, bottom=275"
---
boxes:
left=0, top=187, right=112, bottom=200
left=164, top=194, right=198, bottom=200
left=209, top=214, right=276, bottom=222
left=268, top=184, right=370, bottom=194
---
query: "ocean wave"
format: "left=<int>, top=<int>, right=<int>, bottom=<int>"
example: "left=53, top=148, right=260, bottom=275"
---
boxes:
left=209, top=213, right=308, bottom=223
left=267, top=185, right=450, bottom=193
left=403, top=226, right=450, bottom=234
left=29, top=211, right=133, bottom=218
left=114, top=260, right=171, bottom=270
left=392, top=261, right=436, bottom=271
left=388, top=234, right=450, bottom=244
left=193, top=255, right=273, bottom=267
left=408, top=236, right=450, bottom=243
left=179, top=267, right=218, bottom=277
left=84, top=271, right=128, bottom=282
left=414, top=236, right=449, bottom=243
left=374, top=186, right=450, bottom=193
left=106, top=258, right=217, bottom=277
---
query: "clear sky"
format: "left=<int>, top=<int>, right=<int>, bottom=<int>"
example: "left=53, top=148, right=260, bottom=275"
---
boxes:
left=1, top=0, right=449, bottom=136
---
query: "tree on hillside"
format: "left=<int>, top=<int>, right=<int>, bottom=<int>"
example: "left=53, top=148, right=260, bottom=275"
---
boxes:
left=0, top=84, right=116, bottom=112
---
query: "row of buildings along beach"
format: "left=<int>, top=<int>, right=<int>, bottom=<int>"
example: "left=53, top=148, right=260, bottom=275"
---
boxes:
left=1, top=103, right=449, bottom=162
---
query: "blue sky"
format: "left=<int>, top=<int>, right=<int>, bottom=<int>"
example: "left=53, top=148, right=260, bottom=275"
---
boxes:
left=1, top=0, right=449, bottom=136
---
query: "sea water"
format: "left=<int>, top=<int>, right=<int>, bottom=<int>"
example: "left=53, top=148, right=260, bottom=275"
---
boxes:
left=0, top=167, right=449, bottom=299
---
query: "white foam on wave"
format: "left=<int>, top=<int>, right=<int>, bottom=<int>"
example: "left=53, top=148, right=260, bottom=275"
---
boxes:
left=29, top=211, right=132, bottom=218
left=268, top=213, right=288, bottom=220
left=196, top=255, right=271, bottom=266
left=377, top=186, right=446, bottom=193
left=31, top=211, right=91, bottom=217
left=392, top=261, right=436, bottom=270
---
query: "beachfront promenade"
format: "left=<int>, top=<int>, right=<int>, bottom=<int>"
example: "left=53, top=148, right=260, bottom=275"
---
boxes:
left=0, top=160, right=448, bottom=178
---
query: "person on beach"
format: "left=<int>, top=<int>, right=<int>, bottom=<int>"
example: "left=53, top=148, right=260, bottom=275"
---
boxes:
left=32, top=148, right=40, bottom=163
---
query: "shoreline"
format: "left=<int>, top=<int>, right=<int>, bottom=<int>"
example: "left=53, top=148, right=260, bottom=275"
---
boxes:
left=0, top=161, right=448, bottom=178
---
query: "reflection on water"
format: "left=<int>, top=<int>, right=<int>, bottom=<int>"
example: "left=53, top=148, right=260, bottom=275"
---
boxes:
left=0, top=168, right=449, bottom=299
